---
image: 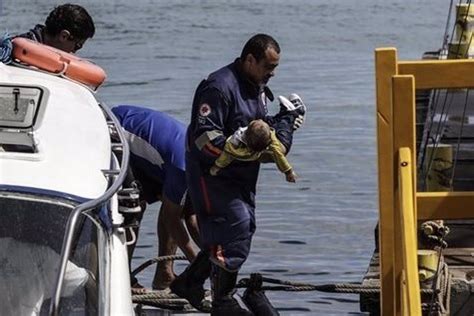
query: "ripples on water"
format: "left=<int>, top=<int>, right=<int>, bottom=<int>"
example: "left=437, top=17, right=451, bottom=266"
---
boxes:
left=2, top=0, right=450, bottom=313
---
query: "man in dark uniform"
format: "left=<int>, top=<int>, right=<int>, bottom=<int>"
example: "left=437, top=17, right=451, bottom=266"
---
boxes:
left=171, top=34, right=305, bottom=315
left=18, top=3, right=95, bottom=53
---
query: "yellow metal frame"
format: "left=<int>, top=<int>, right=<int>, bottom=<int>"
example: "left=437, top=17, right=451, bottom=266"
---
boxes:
left=375, top=48, right=474, bottom=315
left=398, top=148, right=421, bottom=315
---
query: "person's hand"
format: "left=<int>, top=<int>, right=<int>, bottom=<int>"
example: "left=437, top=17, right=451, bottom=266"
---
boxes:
left=294, top=115, right=304, bottom=130
left=288, top=93, right=306, bottom=130
left=285, top=169, right=297, bottom=183
left=210, top=165, right=220, bottom=176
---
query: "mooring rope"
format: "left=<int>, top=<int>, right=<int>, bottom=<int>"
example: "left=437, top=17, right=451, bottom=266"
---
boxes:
left=131, top=256, right=439, bottom=312
left=133, top=295, right=193, bottom=311
left=131, top=254, right=187, bottom=277
left=236, top=276, right=436, bottom=295
left=133, top=291, right=182, bottom=300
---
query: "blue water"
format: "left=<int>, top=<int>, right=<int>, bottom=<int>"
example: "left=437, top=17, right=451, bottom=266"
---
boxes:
left=2, top=0, right=450, bottom=314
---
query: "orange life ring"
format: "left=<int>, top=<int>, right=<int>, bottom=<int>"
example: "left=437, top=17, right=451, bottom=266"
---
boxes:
left=12, top=37, right=106, bottom=89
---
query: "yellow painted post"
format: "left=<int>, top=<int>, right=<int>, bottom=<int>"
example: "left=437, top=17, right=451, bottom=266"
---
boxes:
left=401, top=270, right=408, bottom=315
left=375, top=48, right=398, bottom=315
left=392, top=75, right=416, bottom=315
left=399, top=148, right=422, bottom=316
left=392, top=75, right=417, bottom=216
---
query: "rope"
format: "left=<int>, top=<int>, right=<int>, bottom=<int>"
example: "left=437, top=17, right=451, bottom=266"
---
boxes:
left=441, top=0, right=455, bottom=54
left=444, top=263, right=452, bottom=314
left=422, top=91, right=455, bottom=189
left=132, top=291, right=181, bottom=300
left=130, top=259, right=443, bottom=311
left=132, top=290, right=194, bottom=311
left=236, top=276, right=435, bottom=295
left=428, top=240, right=447, bottom=316
left=133, top=299, right=192, bottom=311
left=131, top=254, right=187, bottom=277
left=447, top=0, right=473, bottom=186
left=449, top=89, right=470, bottom=185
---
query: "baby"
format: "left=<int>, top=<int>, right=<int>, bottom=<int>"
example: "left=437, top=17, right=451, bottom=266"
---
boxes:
left=210, top=119, right=297, bottom=182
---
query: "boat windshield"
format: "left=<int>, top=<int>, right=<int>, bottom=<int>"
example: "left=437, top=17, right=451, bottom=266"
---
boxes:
left=0, top=193, right=100, bottom=315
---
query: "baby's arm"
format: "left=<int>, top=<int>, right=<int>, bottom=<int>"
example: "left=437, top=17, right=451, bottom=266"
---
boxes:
left=268, top=132, right=297, bottom=183
left=211, top=142, right=236, bottom=175
left=269, top=132, right=293, bottom=173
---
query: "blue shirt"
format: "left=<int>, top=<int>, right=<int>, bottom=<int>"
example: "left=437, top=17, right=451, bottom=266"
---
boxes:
left=112, top=105, right=187, bottom=205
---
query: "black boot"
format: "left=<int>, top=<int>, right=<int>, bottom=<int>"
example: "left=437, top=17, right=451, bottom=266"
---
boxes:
left=211, top=265, right=253, bottom=316
left=170, top=251, right=212, bottom=312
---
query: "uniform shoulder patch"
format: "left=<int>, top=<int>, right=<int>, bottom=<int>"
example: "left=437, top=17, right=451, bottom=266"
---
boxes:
left=199, top=103, right=211, bottom=117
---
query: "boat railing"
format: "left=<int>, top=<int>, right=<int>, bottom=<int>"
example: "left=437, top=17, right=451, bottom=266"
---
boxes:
left=49, top=102, right=129, bottom=316
left=375, top=48, right=474, bottom=315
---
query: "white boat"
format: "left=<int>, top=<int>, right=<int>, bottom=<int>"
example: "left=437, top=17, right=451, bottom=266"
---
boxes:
left=0, top=62, right=134, bottom=315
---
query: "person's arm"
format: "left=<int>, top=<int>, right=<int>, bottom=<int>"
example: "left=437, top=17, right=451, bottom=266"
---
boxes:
left=269, top=133, right=297, bottom=183
left=269, top=131, right=292, bottom=173
left=210, top=152, right=233, bottom=176
left=214, top=142, right=237, bottom=168
left=189, top=86, right=229, bottom=166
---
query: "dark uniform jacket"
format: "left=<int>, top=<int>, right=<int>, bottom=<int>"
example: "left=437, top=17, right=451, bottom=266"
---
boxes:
left=187, top=59, right=295, bottom=190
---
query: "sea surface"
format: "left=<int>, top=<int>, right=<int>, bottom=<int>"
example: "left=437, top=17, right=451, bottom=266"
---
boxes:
left=1, top=0, right=450, bottom=314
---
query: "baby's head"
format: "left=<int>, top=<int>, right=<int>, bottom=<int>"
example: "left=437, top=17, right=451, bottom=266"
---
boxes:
left=246, top=119, right=271, bottom=151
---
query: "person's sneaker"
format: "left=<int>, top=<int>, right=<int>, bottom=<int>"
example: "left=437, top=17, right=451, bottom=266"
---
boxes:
left=170, top=275, right=212, bottom=312
left=288, top=93, right=306, bottom=116
left=278, top=95, right=296, bottom=112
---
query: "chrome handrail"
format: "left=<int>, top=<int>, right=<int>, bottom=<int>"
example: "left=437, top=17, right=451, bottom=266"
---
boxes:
left=49, top=103, right=129, bottom=316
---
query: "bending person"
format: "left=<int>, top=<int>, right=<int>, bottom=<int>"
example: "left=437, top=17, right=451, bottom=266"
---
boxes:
left=112, top=105, right=200, bottom=290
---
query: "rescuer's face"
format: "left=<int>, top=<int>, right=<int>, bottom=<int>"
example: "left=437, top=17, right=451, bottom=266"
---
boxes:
left=246, top=47, right=279, bottom=85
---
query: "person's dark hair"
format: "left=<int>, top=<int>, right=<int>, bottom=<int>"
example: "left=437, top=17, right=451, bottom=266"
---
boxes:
left=246, top=121, right=271, bottom=152
left=240, top=33, right=280, bottom=62
left=45, top=4, right=95, bottom=40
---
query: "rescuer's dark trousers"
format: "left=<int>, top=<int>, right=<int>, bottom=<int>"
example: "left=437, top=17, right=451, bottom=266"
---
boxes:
left=186, top=154, right=256, bottom=272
